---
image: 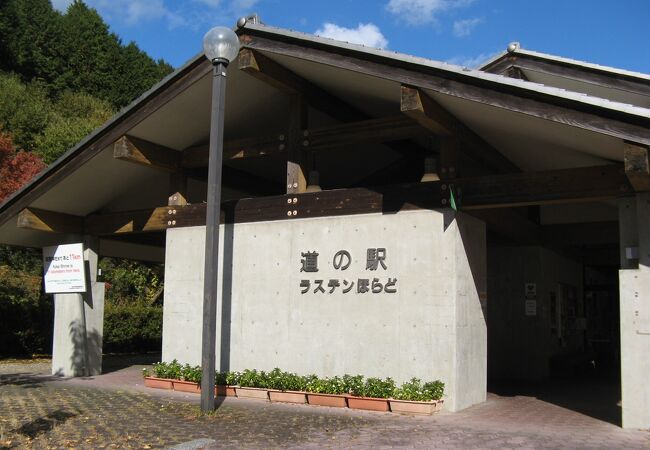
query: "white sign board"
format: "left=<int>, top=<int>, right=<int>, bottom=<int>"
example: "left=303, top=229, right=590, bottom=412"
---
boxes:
left=525, top=299, right=537, bottom=316
left=43, top=243, right=86, bottom=293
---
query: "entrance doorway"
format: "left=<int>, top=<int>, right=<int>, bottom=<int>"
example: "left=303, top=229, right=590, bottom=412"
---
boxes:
left=486, top=242, right=622, bottom=425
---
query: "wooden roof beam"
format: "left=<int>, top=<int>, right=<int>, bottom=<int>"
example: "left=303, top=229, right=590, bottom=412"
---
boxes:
left=17, top=207, right=84, bottom=234
left=17, top=164, right=630, bottom=235
left=239, top=48, right=427, bottom=159
left=624, top=142, right=650, bottom=192
left=400, top=85, right=519, bottom=174
left=181, top=115, right=425, bottom=168
left=113, top=135, right=181, bottom=172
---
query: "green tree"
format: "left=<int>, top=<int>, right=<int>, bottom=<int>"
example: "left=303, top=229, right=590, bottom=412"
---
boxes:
left=0, top=0, right=66, bottom=92
left=35, top=90, right=113, bottom=163
left=0, top=73, right=52, bottom=152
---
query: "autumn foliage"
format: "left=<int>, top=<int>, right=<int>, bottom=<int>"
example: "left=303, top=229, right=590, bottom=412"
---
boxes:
left=0, top=131, right=45, bottom=202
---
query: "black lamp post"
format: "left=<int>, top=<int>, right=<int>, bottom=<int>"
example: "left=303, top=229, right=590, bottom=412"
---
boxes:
left=200, top=25, right=240, bottom=412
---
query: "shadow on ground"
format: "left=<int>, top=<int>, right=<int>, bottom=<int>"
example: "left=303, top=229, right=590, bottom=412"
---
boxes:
left=11, top=409, right=77, bottom=439
left=0, top=373, right=57, bottom=389
left=489, top=375, right=621, bottom=426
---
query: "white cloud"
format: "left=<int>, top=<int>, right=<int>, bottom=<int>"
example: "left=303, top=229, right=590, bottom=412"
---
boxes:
left=386, top=0, right=475, bottom=25
left=446, top=49, right=500, bottom=69
left=452, top=17, right=482, bottom=37
left=315, top=22, right=388, bottom=49
left=193, top=0, right=221, bottom=7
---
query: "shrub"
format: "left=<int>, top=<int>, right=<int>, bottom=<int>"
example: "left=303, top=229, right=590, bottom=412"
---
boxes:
left=342, top=374, right=364, bottom=396
left=393, top=378, right=445, bottom=401
left=142, top=363, right=445, bottom=402
left=215, top=371, right=228, bottom=386
left=363, top=377, right=395, bottom=399
left=152, top=360, right=182, bottom=379
left=239, top=369, right=267, bottom=388
left=103, top=302, right=162, bottom=353
left=306, top=375, right=346, bottom=395
left=422, top=380, right=444, bottom=401
left=181, top=364, right=201, bottom=383
left=225, top=371, right=241, bottom=386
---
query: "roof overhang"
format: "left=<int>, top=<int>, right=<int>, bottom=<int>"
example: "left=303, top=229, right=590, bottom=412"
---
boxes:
left=1, top=22, right=648, bottom=256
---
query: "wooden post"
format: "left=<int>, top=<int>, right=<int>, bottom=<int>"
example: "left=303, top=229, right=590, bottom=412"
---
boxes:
left=439, top=136, right=460, bottom=180
left=169, top=172, right=188, bottom=206
left=287, top=95, right=308, bottom=194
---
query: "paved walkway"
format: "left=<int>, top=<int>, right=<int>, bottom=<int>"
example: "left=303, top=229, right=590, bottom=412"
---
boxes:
left=0, top=359, right=648, bottom=449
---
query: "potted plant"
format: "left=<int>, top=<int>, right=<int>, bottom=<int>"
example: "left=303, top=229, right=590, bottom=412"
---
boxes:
left=305, top=375, right=348, bottom=408
left=389, top=378, right=444, bottom=415
left=346, top=376, right=394, bottom=412
left=142, top=360, right=181, bottom=390
left=173, top=364, right=201, bottom=393
left=267, top=369, right=307, bottom=404
left=235, top=369, right=270, bottom=400
left=215, top=371, right=238, bottom=397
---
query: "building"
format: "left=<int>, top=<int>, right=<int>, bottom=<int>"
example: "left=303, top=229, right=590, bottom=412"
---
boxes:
left=1, top=18, right=649, bottom=428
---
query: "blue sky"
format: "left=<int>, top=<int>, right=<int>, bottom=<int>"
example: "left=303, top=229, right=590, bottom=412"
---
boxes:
left=52, top=0, right=650, bottom=73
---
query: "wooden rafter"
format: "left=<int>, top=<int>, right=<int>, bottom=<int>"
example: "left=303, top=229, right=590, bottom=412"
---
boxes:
left=400, top=85, right=519, bottom=173
left=113, top=135, right=181, bottom=172
left=17, top=208, right=84, bottom=234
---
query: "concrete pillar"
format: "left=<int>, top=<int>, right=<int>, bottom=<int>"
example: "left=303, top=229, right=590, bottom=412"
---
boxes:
left=618, top=196, right=638, bottom=269
left=619, top=193, right=650, bottom=429
left=51, top=237, right=105, bottom=377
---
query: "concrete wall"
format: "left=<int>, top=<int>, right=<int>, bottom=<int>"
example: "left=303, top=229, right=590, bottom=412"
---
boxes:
left=487, top=246, right=583, bottom=381
left=162, top=209, right=487, bottom=411
left=619, top=193, right=650, bottom=429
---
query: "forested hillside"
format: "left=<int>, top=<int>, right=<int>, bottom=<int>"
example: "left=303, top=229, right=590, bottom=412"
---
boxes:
left=0, top=0, right=171, bottom=357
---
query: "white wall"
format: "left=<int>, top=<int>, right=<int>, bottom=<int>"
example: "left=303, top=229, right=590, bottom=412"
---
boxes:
left=162, top=209, right=486, bottom=411
left=619, top=193, right=650, bottom=429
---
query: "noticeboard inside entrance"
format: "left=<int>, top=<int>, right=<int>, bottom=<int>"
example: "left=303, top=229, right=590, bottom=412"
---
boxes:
left=42, top=243, right=86, bottom=294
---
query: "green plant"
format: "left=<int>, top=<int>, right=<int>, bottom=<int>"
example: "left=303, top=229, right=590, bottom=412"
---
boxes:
left=103, top=302, right=162, bottom=353
left=225, top=371, right=241, bottom=386
left=152, top=360, right=182, bottom=380
left=215, top=371, right=228, bottom=386
left=181, top=364, right=201, bottom=383
left=422, top=380, right=444, bottom=401
left=363, top=377, right=395, bottom=399
left=239, top=369, right=267, bottom=388
left=392, top=378, right=445, bottom=401
left=342, top=374, right=364, bottom=396
left=142, top=368, right=150, bottom=378
left=307, top=375, right=346, bottom=395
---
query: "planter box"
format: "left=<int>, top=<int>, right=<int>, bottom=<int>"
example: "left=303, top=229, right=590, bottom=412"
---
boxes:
left=389, top=399, right=444, bottom=415
left=269, top=390, right=307, bottom=404
left=173, top=380, right=201, bottom=393
left=235, top=387, right=270, bottom=401
left=144, top=377, right=173, bottom=390
left=306, top=393, right=348, bottom=408
left=347, top=396, right=390, bottom=412
left=216, top=385, right=237, bottom=397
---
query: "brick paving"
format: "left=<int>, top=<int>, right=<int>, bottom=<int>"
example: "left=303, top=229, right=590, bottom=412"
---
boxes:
left=1, top=359, right=649, bottom=449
